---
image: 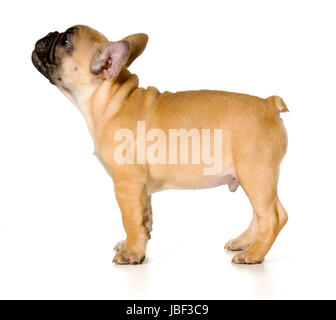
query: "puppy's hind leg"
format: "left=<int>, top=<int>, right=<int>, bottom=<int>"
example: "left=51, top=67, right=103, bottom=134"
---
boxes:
left=232, top=164, right=288, bottom=264
left=225, top=211, right=258, bottom=251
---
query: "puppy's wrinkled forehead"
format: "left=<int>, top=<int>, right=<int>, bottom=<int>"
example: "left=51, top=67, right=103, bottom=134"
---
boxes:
left=75, top=25, right=108, bottom=45
left=70, top=25, right=108, bottom=57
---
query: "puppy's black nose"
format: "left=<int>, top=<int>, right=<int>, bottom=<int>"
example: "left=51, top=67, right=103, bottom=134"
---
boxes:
left=35, top=31, right=59, bottom=54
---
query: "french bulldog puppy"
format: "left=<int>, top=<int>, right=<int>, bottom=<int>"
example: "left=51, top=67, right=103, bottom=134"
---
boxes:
left=32, top=25, right=288, bottom=264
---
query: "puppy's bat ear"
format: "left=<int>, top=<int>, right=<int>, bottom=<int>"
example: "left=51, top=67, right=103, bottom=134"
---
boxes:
left=91, top=40, right=131, bottom=79
left=122, top=33, right=148, bottom=67
left=91, top=34, right=148, bottom=79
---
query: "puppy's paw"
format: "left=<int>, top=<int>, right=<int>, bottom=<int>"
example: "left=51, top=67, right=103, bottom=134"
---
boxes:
left=232, top=251, right=264, bottom=264
left=225, top=238, right=250, bottom=251
left=113, top=249, right=145, bottom=265
left=114, top=240, right=126, bottom=252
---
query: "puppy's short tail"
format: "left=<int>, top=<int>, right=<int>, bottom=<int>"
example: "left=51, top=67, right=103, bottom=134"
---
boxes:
left=267, top=95, right=289, bottom=113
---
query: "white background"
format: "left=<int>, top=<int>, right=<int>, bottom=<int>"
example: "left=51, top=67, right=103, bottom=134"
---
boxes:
left=1, top=0, right=335, bottom=299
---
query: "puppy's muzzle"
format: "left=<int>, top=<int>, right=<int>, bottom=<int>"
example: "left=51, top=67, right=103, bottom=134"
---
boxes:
left=32, top=31, right=60, bottom=84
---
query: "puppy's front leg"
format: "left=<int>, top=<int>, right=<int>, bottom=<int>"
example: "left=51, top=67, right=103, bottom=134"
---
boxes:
left=113, top=182, right=151, bottom=265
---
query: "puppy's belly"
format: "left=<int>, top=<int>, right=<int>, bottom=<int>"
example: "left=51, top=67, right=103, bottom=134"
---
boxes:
left=200, top=173, right=239, bottom=191
left=147, top=171, right=239, bottom=194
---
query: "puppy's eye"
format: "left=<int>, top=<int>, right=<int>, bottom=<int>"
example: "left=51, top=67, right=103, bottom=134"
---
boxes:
left=61, top=33, right=70, bottom=47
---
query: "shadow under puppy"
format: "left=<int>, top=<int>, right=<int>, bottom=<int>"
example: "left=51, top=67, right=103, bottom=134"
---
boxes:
left=32, top=25, right=289, bottom=264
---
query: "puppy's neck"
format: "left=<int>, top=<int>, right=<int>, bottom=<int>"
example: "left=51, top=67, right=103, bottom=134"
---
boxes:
left=67, top=69, right=139, bottom=149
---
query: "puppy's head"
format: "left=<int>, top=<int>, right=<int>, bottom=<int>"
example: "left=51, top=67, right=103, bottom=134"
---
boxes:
left=32, top=25, right=148, bottom=93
